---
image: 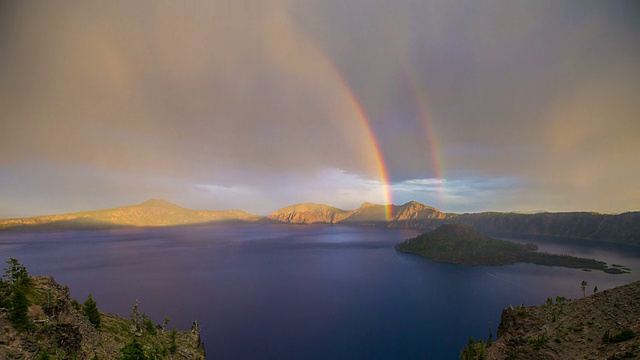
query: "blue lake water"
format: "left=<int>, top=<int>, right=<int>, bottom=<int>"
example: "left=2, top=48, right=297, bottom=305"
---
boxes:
left=1, top=224, right=639, bottom=359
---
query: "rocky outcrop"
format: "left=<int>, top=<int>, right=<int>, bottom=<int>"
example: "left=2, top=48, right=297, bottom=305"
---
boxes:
left=474, top=280, right=640, bottom=360
left=0, top=275, right=206, bottom=359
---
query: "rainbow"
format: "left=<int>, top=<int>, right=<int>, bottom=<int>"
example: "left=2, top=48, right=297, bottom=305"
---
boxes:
left=293, top=31, right=394, bottom=221
left=403, top=65, right=446, bottom=208
left=326, top=64, right=394, bottom=221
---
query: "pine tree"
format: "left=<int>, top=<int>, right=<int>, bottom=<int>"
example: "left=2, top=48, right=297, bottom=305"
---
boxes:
left=581, top=280, right=589, bottom=297
left=10, top=285, right=31, bottom=330
left=84, top=294, right=101, bottom=328
left=3, top=258, right=30, bottom=285
left=118, top=338, right=148, bottom=360
left=129, top=299, right=140, bottom=332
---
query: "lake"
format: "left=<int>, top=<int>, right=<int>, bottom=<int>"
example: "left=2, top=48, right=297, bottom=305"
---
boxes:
left=1, top=224, right=639, bottom=359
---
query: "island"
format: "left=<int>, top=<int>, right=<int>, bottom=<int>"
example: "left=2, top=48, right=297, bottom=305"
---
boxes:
left=395, top=223, right=627, bottom=273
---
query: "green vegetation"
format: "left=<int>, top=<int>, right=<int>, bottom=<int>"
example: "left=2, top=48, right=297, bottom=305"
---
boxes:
left=84, top=294, right=101, bottom=328
left=528, top=332, right=549, bottom=350
left=0, top=258, right=206, bottom=359
left=169, top=328, right=178, bottom=354
left=603, top=328, right=636, bottom=343
left=460, top=337, right=487, bottom=360
left=142, top=313, right=157, bottom=335
left=119, top=338, right=148, bottom=360
left=395, top=224, right=611, bottom=271
left=1, top=258, right=34, bottom=331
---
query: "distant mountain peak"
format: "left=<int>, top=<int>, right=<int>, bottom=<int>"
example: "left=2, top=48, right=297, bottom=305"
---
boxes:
left=138, top=199, right=180, bottom=208
left=358, top=202, right=380, bottom=209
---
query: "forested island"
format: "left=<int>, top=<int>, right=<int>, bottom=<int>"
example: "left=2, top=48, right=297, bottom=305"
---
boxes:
left=395, top=224, right=627, bottom=273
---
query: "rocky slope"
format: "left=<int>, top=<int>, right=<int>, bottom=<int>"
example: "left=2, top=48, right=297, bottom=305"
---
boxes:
left=465, top=280, right=640, bottom=360
left=0, top=274, right=205, bottom=359
left=266, top=203, right=351, bottom=224
left=0, top=199, right=261, bottom=230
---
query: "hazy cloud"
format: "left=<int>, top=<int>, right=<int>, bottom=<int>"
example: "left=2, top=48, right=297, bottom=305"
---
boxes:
left=1, top=0, right=639, bottom=216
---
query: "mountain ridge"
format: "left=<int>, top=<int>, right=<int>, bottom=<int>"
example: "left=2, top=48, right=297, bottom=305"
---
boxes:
left=0, top=199, right=261, bottom=230
left=1, top=199, right=639, bottom=245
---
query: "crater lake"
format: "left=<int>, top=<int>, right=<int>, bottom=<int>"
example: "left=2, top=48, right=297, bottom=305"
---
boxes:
left=1, top=224, right=639, bottom=359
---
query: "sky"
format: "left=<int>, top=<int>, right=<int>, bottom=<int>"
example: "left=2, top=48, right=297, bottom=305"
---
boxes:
left=1, top=0, right=639, bottom=217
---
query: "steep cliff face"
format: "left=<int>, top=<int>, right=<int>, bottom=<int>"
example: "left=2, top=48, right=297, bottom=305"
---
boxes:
left=468, top=281, right=640, bottom=360
left=0, top=275, right=206, bottom=359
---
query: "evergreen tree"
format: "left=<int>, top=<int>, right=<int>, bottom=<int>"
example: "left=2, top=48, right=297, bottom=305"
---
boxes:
left=84, top=294, right=101, bottom=328
left=3, top=258, right=30, bottom=285
left=118, top=338, right=148, bottom=360
left=581, top=280, right=589, bottom=297
left=162, top=316, right=171, bottom=333
left=142, top=313, right=157, bottom=335
left=10, top=285, right=31, bottom=330
left=129, top=299, right=140, bottom=332
left=169, top=328, right=178, bottom=353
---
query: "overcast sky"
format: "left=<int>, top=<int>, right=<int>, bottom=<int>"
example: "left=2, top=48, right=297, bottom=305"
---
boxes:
left=1, top=0, right=639, bottom=217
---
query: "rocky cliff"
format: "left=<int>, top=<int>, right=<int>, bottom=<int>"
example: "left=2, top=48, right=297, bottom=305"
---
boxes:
left=0, top=275, right=206, bottom=359
left=463, top=280, right=640, bottom=360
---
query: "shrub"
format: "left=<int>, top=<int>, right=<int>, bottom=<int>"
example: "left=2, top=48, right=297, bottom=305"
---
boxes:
left=609, top=329, right=635, bottom=343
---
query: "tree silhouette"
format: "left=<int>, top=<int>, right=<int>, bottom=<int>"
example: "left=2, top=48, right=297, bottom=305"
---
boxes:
left=581, top=280, right=589, bottom=297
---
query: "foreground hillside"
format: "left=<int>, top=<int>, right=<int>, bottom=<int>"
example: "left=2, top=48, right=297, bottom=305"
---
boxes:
left=0, top=199, right=261, bottom=230
left=463, top=280, right=640, bottom=360
left=0, top=259, right=205, bottom=359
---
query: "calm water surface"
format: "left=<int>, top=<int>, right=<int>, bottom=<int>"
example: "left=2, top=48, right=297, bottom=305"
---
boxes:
left=1, top=225, right=639, bottom=359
